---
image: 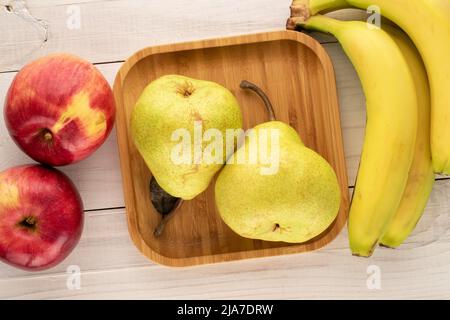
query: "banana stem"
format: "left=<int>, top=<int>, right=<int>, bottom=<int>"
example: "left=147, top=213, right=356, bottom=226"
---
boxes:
left=240, top=80, right=276, bottom=121
left=287, top=0, right=349, bottom=30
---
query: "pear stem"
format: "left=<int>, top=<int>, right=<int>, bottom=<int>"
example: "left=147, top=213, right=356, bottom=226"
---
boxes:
left=150, top=176, right=184, bottom=238
left=153, top=199, right=184, bottom=237
left=240, top=80, right=276, bottom=121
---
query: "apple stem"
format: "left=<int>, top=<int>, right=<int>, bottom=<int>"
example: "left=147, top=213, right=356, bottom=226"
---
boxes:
left=18, top=216, right=38, bottom=232
left=41, top=129, right=53, bottom=142
left=25, top=216, right=36, bottom=225
left=240, top=80, right=276, bottom=121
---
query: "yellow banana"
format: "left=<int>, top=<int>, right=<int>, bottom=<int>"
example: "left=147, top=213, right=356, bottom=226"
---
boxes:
left=293, top=15, right=418, bottom=257
left=288, top=0, right=450, bottom=174
left=379, top=25, right=435, bottom=248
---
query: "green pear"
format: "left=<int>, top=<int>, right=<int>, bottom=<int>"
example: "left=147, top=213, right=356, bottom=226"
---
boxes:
left=215, top=81, right=341, bottom=243
left=131, top=75, right=242, bottom=200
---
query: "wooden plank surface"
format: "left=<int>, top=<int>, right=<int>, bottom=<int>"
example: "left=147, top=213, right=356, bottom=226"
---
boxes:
left=0, top=1, right=367, bottom=72
left=1, top=179, right=449, bottom=299
left=0, top=0, right=449, bottom=299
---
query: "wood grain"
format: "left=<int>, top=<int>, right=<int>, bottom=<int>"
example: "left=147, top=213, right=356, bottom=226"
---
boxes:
left=0, top=0, right=367, bottom=72
left=1, top=179, right=449, bottom=299
left=0, top=0, right=449, bottom=299
left=114, top=31, right=350, bottom=266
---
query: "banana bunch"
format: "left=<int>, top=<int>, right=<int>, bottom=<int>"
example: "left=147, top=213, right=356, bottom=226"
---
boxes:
left=286, top=0, right=449, bottom=256
left=379, top=25, right=435, bottom=249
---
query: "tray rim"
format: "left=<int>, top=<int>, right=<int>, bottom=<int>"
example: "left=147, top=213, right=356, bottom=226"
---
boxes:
left=113, top=30, right=349, bottom=267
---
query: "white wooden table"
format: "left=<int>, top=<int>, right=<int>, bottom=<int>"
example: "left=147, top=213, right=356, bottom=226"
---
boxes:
left=1, top=0, right=449, bottom=300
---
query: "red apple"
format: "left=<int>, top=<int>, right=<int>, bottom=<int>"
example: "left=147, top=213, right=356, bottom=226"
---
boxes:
left=4, top=53, right=116, bottom=166
left=0, top=165, right=83, bottom=271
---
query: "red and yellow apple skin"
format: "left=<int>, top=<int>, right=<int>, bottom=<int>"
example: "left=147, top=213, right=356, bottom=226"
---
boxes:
left=4, top=54, right=116, bottom=166
left=0, top=165, right=83, bottom=271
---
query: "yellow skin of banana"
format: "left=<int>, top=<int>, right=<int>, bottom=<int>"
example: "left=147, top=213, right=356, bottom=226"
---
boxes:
left=290, top=0, right=450, bottom=174
left=297, top=15, right=418, bottom=257
left=379, top=25, right=435, bottom=248
left=288, top=0, right=442, bottom=250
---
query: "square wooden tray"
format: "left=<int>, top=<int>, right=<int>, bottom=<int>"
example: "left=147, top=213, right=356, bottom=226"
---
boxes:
left=113, top=30, right=349, bottom=267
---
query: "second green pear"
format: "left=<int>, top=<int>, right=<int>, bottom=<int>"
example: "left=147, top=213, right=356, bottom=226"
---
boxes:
left=215, top=81, right=341, bottom=243
left=131, top=75, right=243, bottom=200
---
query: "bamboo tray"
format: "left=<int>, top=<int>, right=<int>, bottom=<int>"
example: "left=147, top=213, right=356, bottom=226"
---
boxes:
left=113, top=30, right=349, bottom=267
